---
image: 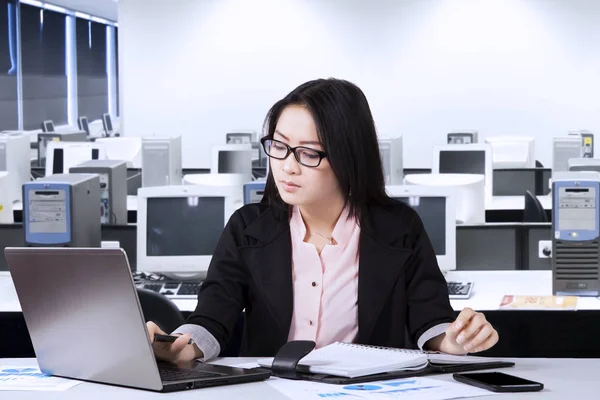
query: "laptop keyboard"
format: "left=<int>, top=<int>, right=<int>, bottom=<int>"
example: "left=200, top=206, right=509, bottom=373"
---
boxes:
left=158, top=364, right=222, bottom=382
left=447, top=281, right=474, bottom=299
left=135, top=280, right=203, bottom=299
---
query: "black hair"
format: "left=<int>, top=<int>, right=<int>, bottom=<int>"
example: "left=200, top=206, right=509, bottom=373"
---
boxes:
left=261, top=78, right=393, bottom=221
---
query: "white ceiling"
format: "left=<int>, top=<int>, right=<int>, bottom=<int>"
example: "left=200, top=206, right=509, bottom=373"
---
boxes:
left=44, top=0, right=118, bottom=21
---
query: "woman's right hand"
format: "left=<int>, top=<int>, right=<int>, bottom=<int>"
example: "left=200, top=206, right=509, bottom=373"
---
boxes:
left=146, top=321, right=203, bottom=362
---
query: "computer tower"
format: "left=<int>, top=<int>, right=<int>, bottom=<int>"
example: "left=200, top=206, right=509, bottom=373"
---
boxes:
left=0, top=132, right=31, bottom=203
left=552, top=172, right=600, bottom=296
left=0, top=172, right=13, bottom=223
left=244, top=181, right=266, bottom=204
left=448, top=131, right=478, bottom=144
left=553, top=136, right=582, bottom=173
left=70, top=160, right=127, bottom=225
left=141, top=136, right=183, bottom=187
left=378, top=136, right=403, bottom=185
left=22, top=174, right=101, bottom=247
left=37, top=131, right=88, bottom=166
left=569, top=130, right=594, bottom=158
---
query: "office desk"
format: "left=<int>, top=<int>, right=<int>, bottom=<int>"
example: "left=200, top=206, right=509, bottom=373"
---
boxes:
left=0, top=357, right=596, bottom=399
left=486, top=194, right=552, bottom=211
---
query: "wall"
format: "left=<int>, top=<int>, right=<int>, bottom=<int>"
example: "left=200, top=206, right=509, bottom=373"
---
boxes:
left=119, top=0, right=600, bottom=168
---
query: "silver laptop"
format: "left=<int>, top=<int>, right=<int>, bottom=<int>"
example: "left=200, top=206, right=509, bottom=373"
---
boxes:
left=4, top=247, right=270, bottom=392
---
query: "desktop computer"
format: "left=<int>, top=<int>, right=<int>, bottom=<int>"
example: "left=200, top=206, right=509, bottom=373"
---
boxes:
left=432, top=144, right=493, bottom=203
left=44, top=141, right=107, bottom=177
left=0, top=172, right=14, bottom=223
left=447, top=131, right=478, bottom=144
left=553, top=136, right=583, bottom=173
left=0, top=131, right=31, bottom=203
left=378, top=136, right=403, bottom=185
left=386, top=184, right=472, bottom=298
left=484, top=136, right=535, bottom=169
left=22, top=174, right=101, bottom=247
left=136, top=185, right=240, bottom=298
left=211, top=144, right=254, bottom=176
left=244, top=181, right=266, bottom=204
left=568, top=130, right=594, bottom=158
left=70, top=160, right=128, bottom=225
left=141, top=135, right=182, bottom=187
left=37, top=131, right=88, bottom=167
left=552, top=172, right=600, bottom=296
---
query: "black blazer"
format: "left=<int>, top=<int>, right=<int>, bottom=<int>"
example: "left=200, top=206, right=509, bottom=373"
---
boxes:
left=186, top=201, right=455, bottom=357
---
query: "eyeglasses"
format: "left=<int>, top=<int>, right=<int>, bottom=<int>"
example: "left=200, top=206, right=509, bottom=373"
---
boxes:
left=260, top=137, right=328, bottom=167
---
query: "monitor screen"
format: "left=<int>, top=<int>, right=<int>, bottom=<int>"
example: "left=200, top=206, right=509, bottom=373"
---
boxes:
left=395, top=196, right=446, bottom=255
left=42, top=121, right=55, bottom=133
left=218, top=150, right=250, bottom=173
left=439, top=150, right=485, bottom=176
left=146, top=197, right=225, bottom=256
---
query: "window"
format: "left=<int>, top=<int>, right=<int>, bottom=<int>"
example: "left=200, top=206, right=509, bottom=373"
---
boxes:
left=20, top=3, right=67, bottom=130
left=76, top=17, right=107, bottom=121
left=0, top=0, right=18, bottom=131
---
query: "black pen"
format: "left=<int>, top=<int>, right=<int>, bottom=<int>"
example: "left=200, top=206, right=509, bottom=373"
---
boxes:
left=154, top=334, right=194, bottom=345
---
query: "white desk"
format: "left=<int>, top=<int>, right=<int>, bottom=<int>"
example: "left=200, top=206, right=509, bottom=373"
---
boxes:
left=0, top=357, right=596, bottom=399
left=12, top=196, right=138, bottom=212
left=2, top=271, right=600, bottom=314
left=486, top=194, right=552, bottom=211
left=10, top=195, right=549, bottom=214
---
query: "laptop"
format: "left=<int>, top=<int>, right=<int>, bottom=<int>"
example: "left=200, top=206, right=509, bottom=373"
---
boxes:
left=4, top=247, right=270, bottom=392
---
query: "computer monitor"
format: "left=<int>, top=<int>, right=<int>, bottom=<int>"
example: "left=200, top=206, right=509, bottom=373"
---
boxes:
left=386, top=185, right=456, bottom=272
left=568, top=158, right=600, bottom=172
left=44, top=141, right=107, bottom=177
left=448, top=130, right=478, bottom=144
left=95, top=137, right=142, bottom=168
left=226, top=132, right=253, bottom=145
left=432, top=144, right=493, bottom=202
left=41, top=120, right=55, bottom=133
left=102, top=113, right=114, bottom=136
left=211, top=144, right=253, bottom=175
left=136, top=185, right=239, bottom=279
left=0, top=131, right=30, bottom=203
left=378, top=136, right=403, bottom=185
left=484, top=136, right=535, bottom=169
left=78, top=116, right=90, bottom=135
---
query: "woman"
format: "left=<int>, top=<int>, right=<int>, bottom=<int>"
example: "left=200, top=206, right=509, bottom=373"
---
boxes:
left=148, top=78, right=499, bottom=362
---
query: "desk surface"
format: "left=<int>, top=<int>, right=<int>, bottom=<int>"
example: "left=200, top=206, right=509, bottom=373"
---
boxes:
left=11, top=195, right=552, bottom=213
left=0, top=357, right=596, bottom=399
left=2, top=270, right=600, bottom=313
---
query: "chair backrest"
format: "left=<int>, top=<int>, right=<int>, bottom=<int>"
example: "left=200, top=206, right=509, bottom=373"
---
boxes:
left=136, top=288, right=185, bottom=333
left=523, top=190, right=548, bottom=223
left=535, top=160, right=544, bottom=168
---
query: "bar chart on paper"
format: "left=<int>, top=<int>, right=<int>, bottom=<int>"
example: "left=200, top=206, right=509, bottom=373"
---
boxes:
left=266, top=376, right=496, bottom=400
left=0, top=365, right=82, bottom=391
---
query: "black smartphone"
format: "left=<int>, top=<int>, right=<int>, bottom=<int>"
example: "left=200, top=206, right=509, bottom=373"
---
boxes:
left=153, top=334, right=194, bottom=345
left=453, top=372, right=543, bottom=393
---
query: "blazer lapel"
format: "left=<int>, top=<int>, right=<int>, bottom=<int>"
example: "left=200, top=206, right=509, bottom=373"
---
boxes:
left=357, top=206, right=413, bottom=343
left=240, top=208, right=294, bottom=338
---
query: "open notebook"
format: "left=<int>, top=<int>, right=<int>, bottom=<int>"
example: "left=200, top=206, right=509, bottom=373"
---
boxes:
left=258, top=342, right=514, bottom=383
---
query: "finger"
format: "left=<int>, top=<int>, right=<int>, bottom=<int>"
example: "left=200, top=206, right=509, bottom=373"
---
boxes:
left=169, top=334, right=192, bottom=355
left=146, top=321, right=167, bottom=342
left=446, top=308, right=476, bottom=338
left=463, top=325, right=493, bottom=352
left=455, top=314, right=487, bottom=345
left=468, top=330, right=499, bottom=353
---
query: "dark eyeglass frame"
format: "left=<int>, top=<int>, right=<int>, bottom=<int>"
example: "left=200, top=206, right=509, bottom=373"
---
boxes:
left=260, top=136, right=328, bottom=167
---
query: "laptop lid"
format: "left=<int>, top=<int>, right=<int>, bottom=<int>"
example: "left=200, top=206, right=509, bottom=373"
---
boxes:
left=5, top=247, right=164, bottom=391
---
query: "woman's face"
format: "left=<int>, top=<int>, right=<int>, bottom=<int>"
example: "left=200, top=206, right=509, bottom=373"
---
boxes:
left=269, top=105, right=342, bottom=208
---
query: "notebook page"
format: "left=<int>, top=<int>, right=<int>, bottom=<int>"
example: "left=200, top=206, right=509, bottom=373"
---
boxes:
left=291, top=342, right=429, bottom=378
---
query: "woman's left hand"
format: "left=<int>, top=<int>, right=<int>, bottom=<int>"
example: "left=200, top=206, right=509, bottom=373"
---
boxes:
left=440, top=307, right=498, bottom=354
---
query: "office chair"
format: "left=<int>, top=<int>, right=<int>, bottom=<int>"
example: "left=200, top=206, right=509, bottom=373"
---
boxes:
left=535, top=160, right=544, bottom=168
left=523, top=190, right=548, bottom=223
left=136, top=288, right=185, bottom=333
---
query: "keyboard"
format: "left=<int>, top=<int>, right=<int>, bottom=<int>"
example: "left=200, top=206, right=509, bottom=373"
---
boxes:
left=447, top=281, right=474, bottom=299
left=137, top=280, right=203, bottom=299
left=158, top=363, right=222, bottom=382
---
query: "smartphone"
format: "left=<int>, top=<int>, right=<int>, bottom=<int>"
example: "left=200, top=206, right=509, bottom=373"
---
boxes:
left=153, top=334, right=194, bottom=345
left=453, top=372, right=543, bottom=393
